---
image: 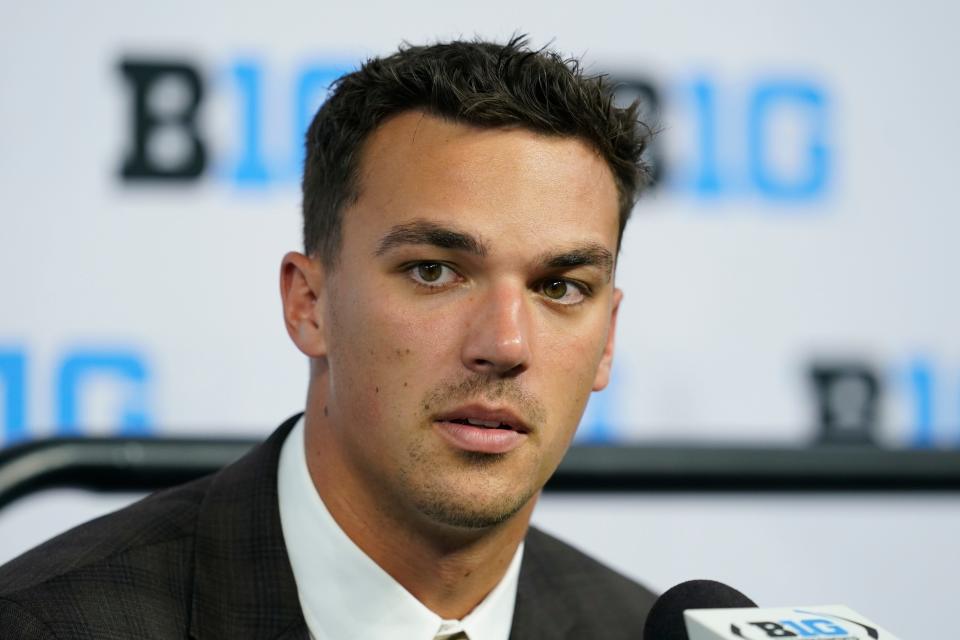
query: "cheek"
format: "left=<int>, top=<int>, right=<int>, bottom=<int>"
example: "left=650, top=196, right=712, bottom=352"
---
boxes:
left=536, top=317, right=609, bottom=416
left=330, top=289, right=456, bottom=402
left=538, top=311, right=608, bottom=369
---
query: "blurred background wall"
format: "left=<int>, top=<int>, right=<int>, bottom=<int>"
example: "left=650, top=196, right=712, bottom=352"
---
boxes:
left=2, top=1, right=958, bottom=635
left=3, top=2, right=960, bottom=449
left=4, top=1, right=959, bottom=449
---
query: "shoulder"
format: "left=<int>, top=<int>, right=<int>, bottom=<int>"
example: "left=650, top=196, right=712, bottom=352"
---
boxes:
left=520, top=526, right=658, bottom=633
left=0, top=475, right=212, bottom=638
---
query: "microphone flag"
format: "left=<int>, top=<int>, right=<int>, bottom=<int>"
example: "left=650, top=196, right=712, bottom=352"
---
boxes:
left=685, top=604, right=903, bottom=640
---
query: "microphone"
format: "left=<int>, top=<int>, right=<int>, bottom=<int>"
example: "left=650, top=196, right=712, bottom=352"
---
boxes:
left=643, top=580, right=904, bottom=640
left=644, top=580, right=757, bottom=640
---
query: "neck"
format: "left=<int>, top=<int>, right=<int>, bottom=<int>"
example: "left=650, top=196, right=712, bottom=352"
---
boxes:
left=302, top=386, right=534, bottom=619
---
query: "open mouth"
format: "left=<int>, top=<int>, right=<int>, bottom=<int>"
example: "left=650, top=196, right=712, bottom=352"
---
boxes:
left=446, top=418, right=516, bottom=430
left=433, top=408, right=530, bottom=454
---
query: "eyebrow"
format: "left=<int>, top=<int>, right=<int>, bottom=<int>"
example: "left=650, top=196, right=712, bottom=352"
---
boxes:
left=375, top=220, right=488, bottom=257
left=375, top=219, right=614, bottom=280
left=537, top=243, right=616, bottom=282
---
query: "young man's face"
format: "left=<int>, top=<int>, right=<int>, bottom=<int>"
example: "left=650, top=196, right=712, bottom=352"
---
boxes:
left=315, top=110, right=622, bottom=530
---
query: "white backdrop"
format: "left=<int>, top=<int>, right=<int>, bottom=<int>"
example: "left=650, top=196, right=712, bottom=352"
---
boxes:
left=3, top=0, right=959, bottom=447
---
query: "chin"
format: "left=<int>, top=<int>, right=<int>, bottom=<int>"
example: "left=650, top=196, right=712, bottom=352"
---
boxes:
left=411, top=480, right=537, bottom=530
left=416, top=499, right=529, bottom=530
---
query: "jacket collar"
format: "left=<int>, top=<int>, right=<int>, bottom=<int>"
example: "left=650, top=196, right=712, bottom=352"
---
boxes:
left=186, top=413, right=573, bottom=640
left=190, top=413, right=309, bottom=640
left=508, top=527, right=576, bottom=640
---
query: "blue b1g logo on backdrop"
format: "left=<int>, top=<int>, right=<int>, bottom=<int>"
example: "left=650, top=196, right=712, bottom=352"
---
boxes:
left=115, top=54, right=832, bottom=205
left=678, top=76, right=830, bottom=201
left=0, top=346, right=152, bottom=446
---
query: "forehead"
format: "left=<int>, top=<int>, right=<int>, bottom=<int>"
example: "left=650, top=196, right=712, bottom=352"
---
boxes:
left=347, top=111, right=620, bottom=254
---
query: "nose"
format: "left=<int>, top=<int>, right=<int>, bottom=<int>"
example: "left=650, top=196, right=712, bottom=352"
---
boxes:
left=460, top=282, right=532, bottom=377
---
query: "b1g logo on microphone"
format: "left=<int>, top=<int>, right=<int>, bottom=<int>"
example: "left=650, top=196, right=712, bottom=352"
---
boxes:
left=730, top=609, right=880, bottom=639
left=733, top=619, right=849, bottom=638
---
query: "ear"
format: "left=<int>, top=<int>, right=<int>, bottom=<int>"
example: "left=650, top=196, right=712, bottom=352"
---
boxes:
left=591, top=287, right=622, bottom=392
left=280, top=251, right=328, bottom=358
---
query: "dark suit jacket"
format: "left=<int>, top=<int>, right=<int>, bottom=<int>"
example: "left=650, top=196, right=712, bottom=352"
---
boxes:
left=0, top=414, right=656, bottom=639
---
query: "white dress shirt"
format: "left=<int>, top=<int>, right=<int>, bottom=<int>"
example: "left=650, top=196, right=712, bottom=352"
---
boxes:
left=278, top=416, right=523, bottom=640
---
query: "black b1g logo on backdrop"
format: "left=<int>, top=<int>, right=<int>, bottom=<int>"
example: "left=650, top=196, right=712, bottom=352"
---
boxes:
left=119, top=61, right=207, bottom=181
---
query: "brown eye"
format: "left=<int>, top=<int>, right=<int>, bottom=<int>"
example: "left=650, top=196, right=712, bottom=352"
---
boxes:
left=542, top=280, right=568, bottom=300
left=417, top=263, right=443, bottom=282
left=540, top=279, right=586, bottom=305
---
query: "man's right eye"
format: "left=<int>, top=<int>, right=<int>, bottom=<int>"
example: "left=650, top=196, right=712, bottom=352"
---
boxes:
left=407, top=263, right=459, bottom=288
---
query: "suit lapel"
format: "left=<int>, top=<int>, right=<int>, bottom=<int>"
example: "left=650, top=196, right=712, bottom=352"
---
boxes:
left=508, top=529, right=576, bottom=640
left=190, top=413, right=307, bottom=640
left=272, top=620, right=312, bottom=640
left=186, top=415, right=583, bottom=640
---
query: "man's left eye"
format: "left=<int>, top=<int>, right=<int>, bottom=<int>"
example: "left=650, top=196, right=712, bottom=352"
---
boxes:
left=540, top=279, right=585, bottom=305
left=408, top=263, right=459, bottom=287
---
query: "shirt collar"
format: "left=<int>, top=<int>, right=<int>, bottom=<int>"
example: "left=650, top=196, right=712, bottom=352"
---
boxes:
left=278, top=416, right=523, bottom=640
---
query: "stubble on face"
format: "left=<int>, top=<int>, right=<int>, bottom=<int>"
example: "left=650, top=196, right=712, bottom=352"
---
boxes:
left=394, top=373, right=550, bottom=530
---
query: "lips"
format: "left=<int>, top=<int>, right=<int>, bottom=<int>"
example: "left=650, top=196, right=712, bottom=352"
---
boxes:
left=433, top=405, right=530, bottom=454
left=435, top=406, right=530, bottom=433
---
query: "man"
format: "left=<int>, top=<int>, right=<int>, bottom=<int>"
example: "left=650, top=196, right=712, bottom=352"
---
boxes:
left=0, top=36, right=656, bottom=638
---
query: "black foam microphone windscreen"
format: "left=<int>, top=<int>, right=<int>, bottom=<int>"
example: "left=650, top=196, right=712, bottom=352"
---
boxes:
left=643, top=579, right=757, bottom=640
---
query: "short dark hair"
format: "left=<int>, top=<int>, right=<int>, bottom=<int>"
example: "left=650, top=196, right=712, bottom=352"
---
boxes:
left=302, top=35, right=653, bottom=266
